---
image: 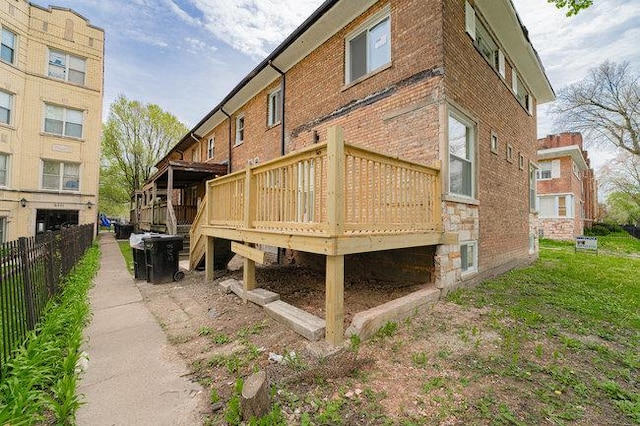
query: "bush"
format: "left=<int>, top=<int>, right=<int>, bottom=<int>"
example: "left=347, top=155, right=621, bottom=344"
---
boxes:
left=585, top=224, right=610, bottom=236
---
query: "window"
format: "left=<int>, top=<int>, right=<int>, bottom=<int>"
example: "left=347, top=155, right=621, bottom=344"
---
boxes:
left=1, top=28, right=16, bottom=64
left=268, top=88, right=282, bottom=126
left=48, top=49, right=86, bottom=85
left=537, top=161, right=552, bottom=180
left=0, top=153, right=8, bottom=186
left=490, top=132, right=498, bottom=154
left=465, top=1, right=505, bottom=78
left=519, top=153, right=525, bottom=170
left=346, top=10, right=391, bottom=83
left=44, top=104, right=83, bottom=138
left=235, top=114, right=244, bottom=145
left=42, top=160, right=80, bottom=191
left=0, top=90, right=12, bottom=125
left=460, top=241, right=477, bottom=274
left=572, top=162, right=580, bottom=178
left=529, top=163, right=536, bottom=210
left=506, top=144, right=513, bottom=162
left=207, top=137, right=215, bottom=159
left=537, top=195, right=573, bottom=218
left=512, top=69, right=532, bottom=113
left=0, top=216, right=5, bottom=243
left=448, top=112, right=475, bottom=198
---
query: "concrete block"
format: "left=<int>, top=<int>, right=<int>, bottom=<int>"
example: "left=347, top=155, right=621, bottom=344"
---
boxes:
left=264, top=300, right=325, bottom=341
left=219, top=279, right=239, bottom=294
left=345, top=288, right=441, bottom=340
left=228, top=281, right=280, bottom=306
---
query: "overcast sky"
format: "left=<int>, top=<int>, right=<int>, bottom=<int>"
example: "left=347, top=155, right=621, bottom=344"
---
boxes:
left=34, top=0, right=640, bottom=168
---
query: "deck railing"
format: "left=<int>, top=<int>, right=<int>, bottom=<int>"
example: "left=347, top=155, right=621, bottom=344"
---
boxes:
left=206, top=127, right=441, bottom=237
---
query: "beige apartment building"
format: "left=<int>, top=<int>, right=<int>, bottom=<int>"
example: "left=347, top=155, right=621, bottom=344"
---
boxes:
left=0, top=1, right=103, bottom=241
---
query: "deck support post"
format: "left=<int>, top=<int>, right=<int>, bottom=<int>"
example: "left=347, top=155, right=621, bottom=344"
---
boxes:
left=205, top=236, right=215, bottom=281
left=243, top=249, right=256, bottom=303
left=243, top=165, right=257, bottom=303
left=325, top=254, right=344, bottom=346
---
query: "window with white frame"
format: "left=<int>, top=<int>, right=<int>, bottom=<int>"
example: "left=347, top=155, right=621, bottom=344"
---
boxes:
left=268, top=88, right=282, bottom=126
left=512, top=70, right=532, bottom=113
left=537, top=161, right=552, bottom=180
left=1, top=27, right=16, bottom=64
left=0, top=90, right=12, bottom=125
left=448, top=111, right=475, bottom=198
left=207, top=137, right=215, bottom=159
left=490, top=132, right=498, bottom=154
left=48, top=49, right=86, bottom=85
left=537, top=195, right=573, bottom=218
left=529, top=163, right=536, bottom=210
left=465, top=1, right=505, bottom=78
left=235, top=114, right=244, bottom=145
left=42, top=160, right=80, bottom=191
left=519, top=153, right=525, bottom=170
left=0, top=153, right=8, bottom=186
left=0, top=216, right=5, bottom=243
left=346, top=9, right=391, bottom=84
left=460, top=241, right=477, bottom=274
left=506, top=144, right=513, bottom=162
left=44, top=104, right=83, bottom=138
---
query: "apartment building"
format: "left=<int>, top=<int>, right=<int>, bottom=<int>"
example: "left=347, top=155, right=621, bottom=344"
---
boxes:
left=536, top=132, right=598, bottom=240
left=137, top=0, right=554, bottom=344
left=0, top=1, right=103, bottom=241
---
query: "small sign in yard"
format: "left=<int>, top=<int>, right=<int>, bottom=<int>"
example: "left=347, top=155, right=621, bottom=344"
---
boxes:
left=575, top=236, right=598, bottom=254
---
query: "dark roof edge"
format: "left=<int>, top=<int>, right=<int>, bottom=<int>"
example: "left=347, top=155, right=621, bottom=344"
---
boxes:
left=170, top=0, right=340, bottom=152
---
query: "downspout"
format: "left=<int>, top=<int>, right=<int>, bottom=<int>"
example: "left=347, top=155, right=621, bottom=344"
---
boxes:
left=268, top=60, right=286, bottom=156
left=221, top=107, right=232, bottom=174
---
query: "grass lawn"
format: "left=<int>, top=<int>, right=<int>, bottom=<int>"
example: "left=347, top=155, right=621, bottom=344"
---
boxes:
left=117, top=240, right=134, bottom=275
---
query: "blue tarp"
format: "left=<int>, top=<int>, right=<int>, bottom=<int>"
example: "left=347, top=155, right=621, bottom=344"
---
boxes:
left=99, top=213, right=111, bottom=227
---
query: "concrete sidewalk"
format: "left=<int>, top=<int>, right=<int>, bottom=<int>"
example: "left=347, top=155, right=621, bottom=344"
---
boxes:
left=77, top=233, right=204, bottom=426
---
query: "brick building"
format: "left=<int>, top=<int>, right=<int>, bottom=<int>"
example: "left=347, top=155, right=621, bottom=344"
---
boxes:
left=0, top=1, right=104, bottom=240
left=138, top=0, right=554, bottom=343
left=536, top=133, right=598, bottom=240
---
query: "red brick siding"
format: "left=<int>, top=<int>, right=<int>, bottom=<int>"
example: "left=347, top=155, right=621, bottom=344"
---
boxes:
left=442, top=0, right=538, bottom=273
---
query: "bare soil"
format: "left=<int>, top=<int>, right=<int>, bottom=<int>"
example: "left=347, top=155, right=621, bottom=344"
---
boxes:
left=135, top=256, right=635, bottom=425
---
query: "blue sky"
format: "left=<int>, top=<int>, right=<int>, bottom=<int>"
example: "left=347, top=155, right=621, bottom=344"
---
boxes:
left=34, top=0, right=640, bottom=167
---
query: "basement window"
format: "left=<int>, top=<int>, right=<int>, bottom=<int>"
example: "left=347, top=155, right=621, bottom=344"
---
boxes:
left=345, top=8, right=391, bottom=84
left=460, top=241, right=477, bottom=275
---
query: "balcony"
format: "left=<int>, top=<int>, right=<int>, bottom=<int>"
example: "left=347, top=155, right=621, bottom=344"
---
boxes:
left=192, top=127, right=453, bottom=345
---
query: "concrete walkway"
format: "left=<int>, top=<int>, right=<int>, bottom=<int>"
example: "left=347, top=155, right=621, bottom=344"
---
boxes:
left=77, top=233, right=204, bottom=426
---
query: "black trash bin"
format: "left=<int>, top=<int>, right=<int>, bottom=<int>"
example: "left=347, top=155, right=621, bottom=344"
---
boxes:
left=132, top=244, right=147, bottom=280
left=120, top=224, right=134, bottom=240
left=144, top=235, right=185, bottom=284
left=113, top=223, right=121, bottom=239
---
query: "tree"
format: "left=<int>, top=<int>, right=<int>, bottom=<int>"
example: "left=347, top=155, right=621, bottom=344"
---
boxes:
left=99, top=95, right=188, bottom=214
left=550, top=61, right=640, bottom=157
left=600, top=153, right=640, bottom=224
left=547, top=0, right=593, bottom=16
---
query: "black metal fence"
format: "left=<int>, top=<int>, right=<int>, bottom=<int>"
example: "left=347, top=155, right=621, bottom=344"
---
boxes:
left=0, top=224, right=94, bottom=374
left=623, top=225, right=640, bottom=239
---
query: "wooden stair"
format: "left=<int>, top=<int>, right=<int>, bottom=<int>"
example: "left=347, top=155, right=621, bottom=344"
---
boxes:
left=189, top=199, right=234, bottom=270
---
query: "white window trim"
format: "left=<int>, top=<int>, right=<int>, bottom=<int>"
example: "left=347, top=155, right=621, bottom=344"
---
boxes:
left=41, top=160, right=81, bottom=192
left=536, top=160, right=552, bottom=180
left=1, top=26, right=17, bottom=66
left=506, top=143, right=513, bottom=163
left=344, top=5, right=392, bottom=85
left=447, top=108, right=476, bottom=200
left=519, top=153, right=525, bottom=170
left=490, top=131, right=498, bottom=154
left=267, top=87, right=282, bottom=127
left=537, top=194, right=574, bottom=219
left=0, top=153, right=9, bottom=187
left=0, top=89, right=13, bottom=126
left=235, top=114, right=245, bottom=146
left=42, top=103, right=84, bottom=139
left=460, top=240, right=478, bottom=276
left=46, top=48, right=87, bottom=85
left=207, top=137, right=215, bottom=159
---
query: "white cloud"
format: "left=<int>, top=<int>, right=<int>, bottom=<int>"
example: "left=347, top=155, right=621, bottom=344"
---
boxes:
left=185, top=36, right=218, bottom=55
left=187, top=0, right=323, bottom=58
left=166, top=0, right=202, bottom=27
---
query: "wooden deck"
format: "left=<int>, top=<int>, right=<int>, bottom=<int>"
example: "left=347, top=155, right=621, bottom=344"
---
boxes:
left=192, top=126, right=455, bottom=345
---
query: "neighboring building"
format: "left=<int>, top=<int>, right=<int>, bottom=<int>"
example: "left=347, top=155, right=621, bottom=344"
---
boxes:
left=536, top=132, right=598, bottom=240
left=137, top=0, right=554, bottom=344
left=0, top=1, right=104, bottom=241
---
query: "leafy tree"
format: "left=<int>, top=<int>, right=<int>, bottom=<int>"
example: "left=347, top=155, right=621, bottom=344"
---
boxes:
left=99, top=95, right=188, bottom=215
left=550, top=61, right=640, bottom=157
left=601, top=153, right=640, bottom=225
left=548, top=0, right=593, bottom=16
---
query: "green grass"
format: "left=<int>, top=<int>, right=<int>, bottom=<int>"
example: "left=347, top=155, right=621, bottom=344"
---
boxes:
left=0, top=244, right=100, bottom=425
left=447, top=238, right=640, bottom=423
left=117, top=240, right=134, bottom=274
